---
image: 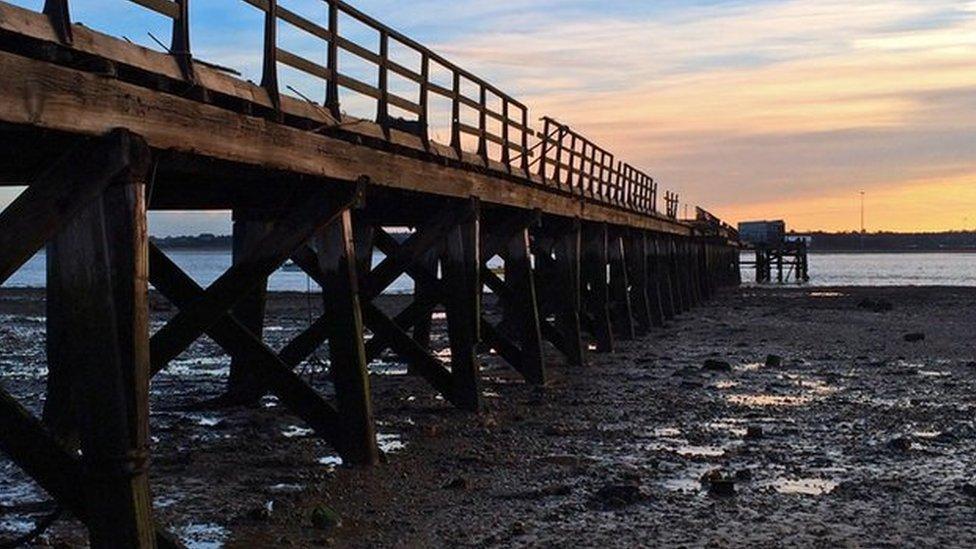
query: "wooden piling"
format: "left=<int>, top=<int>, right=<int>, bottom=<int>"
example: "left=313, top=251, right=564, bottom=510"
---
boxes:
left=581, top=222, right=613, bottom=352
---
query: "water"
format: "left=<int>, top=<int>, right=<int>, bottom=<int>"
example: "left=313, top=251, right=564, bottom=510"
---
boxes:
left=2, top=249, right=416, bottom=293
left=741, top=252, right=976, bottom=287
left=4, top=250, right=974, bottom=290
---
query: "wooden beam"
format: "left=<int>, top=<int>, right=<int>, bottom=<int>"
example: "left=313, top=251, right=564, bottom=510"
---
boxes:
left=0, top=48, right=691, bottom=235
left=47, top=175, right=155, bottom=546
left=150, top=184, right=359, bottom=375
left=652, top=234, right=676, bottom=320
left=641, top=230, right=666, bottom=328
left=442, top=200, right=482, bottom=409
left=0, top=388, right=183, bottom=548
left=223, top=210, right=276, bottom=406
left=608, top=230, right=636, bottom=340
left=0, top=129, right=147, bottom=285
left=147, top=243, right=364, bottom=462
left=314, top=210, right=379, bottom=465
left=581, top=223, right=613, bottom=352
left=499, top=225, right=545, bottom=384
left=624, top=229, right=653, bottom=334
left=551, top=220, right=584, bottom=366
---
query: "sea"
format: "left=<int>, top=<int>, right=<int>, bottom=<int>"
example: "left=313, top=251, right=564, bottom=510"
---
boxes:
left=2, top=250, right=975, bottom=290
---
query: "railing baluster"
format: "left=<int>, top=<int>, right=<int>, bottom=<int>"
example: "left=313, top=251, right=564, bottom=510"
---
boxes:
left=377, top=30, right=389, bottom=127
left=326, top=0, right=341, bottom=119
left=477, top=84, right=488, bottom=164
left=538, top=118, right=551, bottom=182
left=171, top=0, right=193, bottom=80
left=553, top=125, right=564, bottom=189
left=419, top=52, right=430, bottom=146
left=568, top=133, right=578, bottom=195
left=501, top=97, right=511, bottom=170
left=450, top=71, right=461, bottom=157
left=260, top=0, right=280, bottom=112
left=520, top=107, right=530, bottom=174
left=43, top=0, right=72, bottom=44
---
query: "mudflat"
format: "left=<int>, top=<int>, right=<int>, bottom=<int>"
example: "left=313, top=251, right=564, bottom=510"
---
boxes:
left=2, top=286, right=975, bottom=547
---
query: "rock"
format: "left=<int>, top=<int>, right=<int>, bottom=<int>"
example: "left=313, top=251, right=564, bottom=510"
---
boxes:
left=444, top=476, right=469, bottom=490
left=702, top=359, right=732, bottom=373
left=962, top=484, right=976, bottom=498
left=903, top=332, right=925, bottom=343
left=858, top=298, right=893, bottom=313
left=511, top=521, right=527, bottom=535
left=764, top=354, right=783, bottom=368
left=701, top=470, right=736, bottom=497
left=592, top=483, right=646, bottom=508
left=310, top=505, right=341, bottom=532
left=745, top=425, right=764, bottom=440
left=888, top=436, right=912, bottom=451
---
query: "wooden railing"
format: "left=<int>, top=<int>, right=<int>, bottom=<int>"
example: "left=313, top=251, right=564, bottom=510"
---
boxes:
left=44, top=0, right=681, bottom=218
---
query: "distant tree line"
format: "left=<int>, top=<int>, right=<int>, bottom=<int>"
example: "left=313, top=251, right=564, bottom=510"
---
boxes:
left=151, top=233, right=231, bottom=249
left=802, top=231, right=976, bottom=251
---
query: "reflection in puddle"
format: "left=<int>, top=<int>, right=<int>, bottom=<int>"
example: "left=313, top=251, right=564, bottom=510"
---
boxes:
left=281, top=425, right=314, bottom=438
left=809, top=291, right=845, bottom=298
left=727, top=394, right=812, bottom=407
left=178, top=522, right=228, bottom=549
left=378, top=433, right=406, bottom=453
left=770, top=478, right=838, bottom=496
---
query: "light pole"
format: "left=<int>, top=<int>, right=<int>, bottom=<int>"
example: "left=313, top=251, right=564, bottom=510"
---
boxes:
left=860, top=191, right=865, bottom=234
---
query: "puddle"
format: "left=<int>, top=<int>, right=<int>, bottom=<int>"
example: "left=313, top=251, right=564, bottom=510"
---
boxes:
left=661, top=464, right=713, bottom=493
left=770, top=478, right=838, bottom=496
left=727, top=394, right=812, bottom=407
left=712, top=380, right=739, bottom=390
left=378, top=433, right=406, bottom=453
left=809, top=291, right=845, bottom=298
left=675, top=445, right=726, bottom=458
left=268, top=483, right=303, bottom=494
left=166, top=357, right=230, bottom=377
left=918, top=370, right=950, bottom=378
left=318, top=455, right=343, bottom=469
left=281, top=425, right=314, bottom=438
left=191, top=415, right=221, bottom=427
left=735, top=363, right=763, bottom=372
left=652, top=427, right=682, bottom=438
left=178, top=522, right=229, bottom=549
left=372, top=362, right=409, bottom=376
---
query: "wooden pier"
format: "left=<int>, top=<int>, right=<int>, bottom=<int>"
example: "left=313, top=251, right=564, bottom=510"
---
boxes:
left=0, top=1, right=740, bottom=545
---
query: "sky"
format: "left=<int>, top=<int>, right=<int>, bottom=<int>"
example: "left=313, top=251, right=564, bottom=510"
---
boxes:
left=4, top=0, right=975, bottom=235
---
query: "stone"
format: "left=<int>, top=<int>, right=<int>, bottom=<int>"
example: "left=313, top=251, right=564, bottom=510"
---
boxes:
left=310, top=506, right=341, bottom=532
left=701, top=470, right=736, bottom=497
left=703, top=359, right=732, bottom=372
left=764, top=354, right=783, bottom=368
left=888, top=436, right=912, bottom=451
left=903, top=333, right=925, bottom=343
left=962, top=484, right=976, bottom=498
left=745, top=426, right=764, bottom=440
left=444, top=476, right=469, bottom=490
left=592, top=483, right=646, bottom=508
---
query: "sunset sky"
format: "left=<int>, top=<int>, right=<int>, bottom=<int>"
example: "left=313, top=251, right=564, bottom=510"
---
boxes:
left=5, top=0, right=975, bottom=234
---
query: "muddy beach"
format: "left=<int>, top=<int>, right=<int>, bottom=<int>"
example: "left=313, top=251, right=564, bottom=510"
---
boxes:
left=2, top=285, right=976, bottom=547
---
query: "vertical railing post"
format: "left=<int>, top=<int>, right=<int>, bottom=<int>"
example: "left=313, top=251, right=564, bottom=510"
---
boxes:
left=538, top=118, right=551, bottom=182
left=326, top=0, right=341, bottom=119
left=477, top=84, right=488, bottom=164
left=43, top=0, right=73, bottom=45
left=260, top=0, right=281, bottom=113
left=450, top=71, right=462, bottom=157
left=376, top=30, right=389, bottom=128
left=419, top=52, right=430, bottom=147
left=553, top=124, right=565, bottom=189
left=171, top=0, right=194, bottom=81
left=520, top=107, right=530, bottom=174
left=501, top=98, right=511, bottom=170
left=568, top=132, right=579, bottom=195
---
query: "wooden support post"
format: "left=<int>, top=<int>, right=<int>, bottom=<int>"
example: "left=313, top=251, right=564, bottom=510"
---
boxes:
left=624, top=229, right=653, bottom=334
left=412, top=246, right=439, bottom=349
left=150, top=185, right=360, bottom=375
left=608, top=229, right=636, bottom=339
left=500, top=222, right=545, bottom=384
left=223, top=210, right=276, bottom=406
left=47, top=168, right=155, bottom=546
left=553, top=219, right=584, bottom=366
left=652, top=234, right=676, bottom=321
left=641, top=231, right=666, bottom=328
left=442, top=199, right=483, bottom=408
left=581, top=222, right=613, bottom=352
left=314, top=210, right=379, bottom=465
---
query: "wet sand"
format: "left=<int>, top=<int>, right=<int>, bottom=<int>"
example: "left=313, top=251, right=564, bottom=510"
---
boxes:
left=2, top=286, right=976, bottom=547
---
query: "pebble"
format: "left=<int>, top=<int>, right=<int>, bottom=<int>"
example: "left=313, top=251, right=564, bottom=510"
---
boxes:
left=903, top=333, right=926, bottom=343
left=703, top=359, right=732, bottom=372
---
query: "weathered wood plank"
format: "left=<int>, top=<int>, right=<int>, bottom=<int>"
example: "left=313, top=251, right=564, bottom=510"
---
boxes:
left=0, top=129, right=147, bottom=285
left=314, top=210, right=379, bottom=465
left=48, top=176, right=155, bottom=547
left=0, top=49, right=691, bottom=235
left=149, top=185, right=358, bottom=374
left=442, top=199, right=482, bottom=409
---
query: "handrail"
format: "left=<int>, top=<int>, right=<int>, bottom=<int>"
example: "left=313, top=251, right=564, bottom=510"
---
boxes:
left=46, top=0, right=683, bottom=218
